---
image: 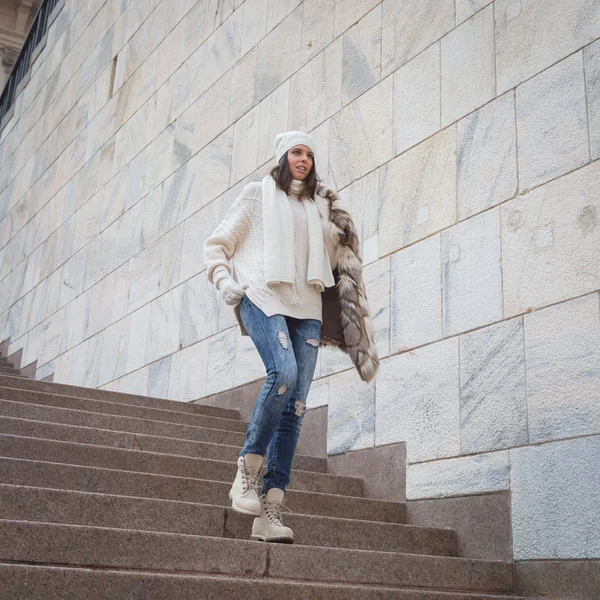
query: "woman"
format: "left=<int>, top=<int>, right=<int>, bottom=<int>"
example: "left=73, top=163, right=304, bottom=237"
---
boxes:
left=204, top=131, right=378, bottom=544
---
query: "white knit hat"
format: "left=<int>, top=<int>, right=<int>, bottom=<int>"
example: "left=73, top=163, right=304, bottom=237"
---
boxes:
left=274, top=131, right=316, bottom=163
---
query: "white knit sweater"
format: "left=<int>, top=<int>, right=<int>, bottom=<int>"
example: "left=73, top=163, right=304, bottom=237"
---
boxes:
left=204, top=179, right=340, bottom=321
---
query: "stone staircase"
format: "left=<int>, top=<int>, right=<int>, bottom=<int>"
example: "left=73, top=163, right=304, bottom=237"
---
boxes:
left=0, top=355, right=26, bottom=379
left=0, top=370, right=529, bottom=599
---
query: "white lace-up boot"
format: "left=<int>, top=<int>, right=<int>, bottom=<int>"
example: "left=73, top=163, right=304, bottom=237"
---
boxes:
left=229, top=454, right=263, bottom=515
left=250, top=488, right=294, bottom=543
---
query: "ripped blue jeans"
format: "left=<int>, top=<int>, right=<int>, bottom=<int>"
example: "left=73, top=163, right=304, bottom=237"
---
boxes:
left=239, top=295, right=321, bottom=494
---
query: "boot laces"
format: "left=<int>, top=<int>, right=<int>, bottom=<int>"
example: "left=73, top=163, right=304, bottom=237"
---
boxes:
left=265, top=500, right=291, bottom=526
left=241, top=464, right=261, bottom=493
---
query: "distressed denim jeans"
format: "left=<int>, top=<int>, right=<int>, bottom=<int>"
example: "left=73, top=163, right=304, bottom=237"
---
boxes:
left=238, top=295, right=321, bottom=493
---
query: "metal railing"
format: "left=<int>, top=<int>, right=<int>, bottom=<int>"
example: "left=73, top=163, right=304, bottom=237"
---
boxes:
left=0, top=0, right=61, bottom=128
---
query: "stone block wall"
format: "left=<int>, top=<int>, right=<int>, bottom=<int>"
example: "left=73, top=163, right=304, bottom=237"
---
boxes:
left=0, top=0, right=599, bottom=564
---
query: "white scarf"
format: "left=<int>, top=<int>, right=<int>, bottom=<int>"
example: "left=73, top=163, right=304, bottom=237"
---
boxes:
left=262, top=175, right=335, bottom=294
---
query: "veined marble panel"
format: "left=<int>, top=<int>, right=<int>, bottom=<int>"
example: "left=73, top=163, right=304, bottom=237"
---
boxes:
left=169, top=339, right=209, bottom=402
left=205, top=327, right=237, bottom=395
left=229, top=47, right=257, bottom=125
left=363, top=256, right=390, bottom=359
left=204, top=6, right=243, bottom=91
left=241, top=0, right=267, bottom=57
left=159, top=223, right=184, bottom=295
left=145, top=285, right=184, bottom=365
left=233, top=326, right=264, bottom=386
left=193, top=70, right=232, bottom=154
left=456, top=0, right=493, bottom=25
left=302, top=0, right=334, bottom=64
left=585, top=39, right=600, bottom=160
left=525, top=293, right=600, bottom=444
left=306, top=375, right=329, bottom=410
left=257, top=81, right=290, bottom=167
left=160, top=159, right=195, bottom=238
left=180, top=272, right=220, bottom=348
left=70, top=332, right=103, bottom=388
left=36, top=307, right=65, bottom=367
left=98, top=314, right=131, bottom=387
left=129, top=239, right=161, bottom=313
left=148, top=355, right=172, bottom=399
left=126, top=302, right=151, bottom=373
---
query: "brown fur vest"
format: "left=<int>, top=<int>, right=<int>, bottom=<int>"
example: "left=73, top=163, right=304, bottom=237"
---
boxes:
left=315, top=183, right=379, bottom=383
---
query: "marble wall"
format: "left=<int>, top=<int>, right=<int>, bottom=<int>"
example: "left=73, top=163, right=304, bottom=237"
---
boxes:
left=0, top=0, right=599, bottom=561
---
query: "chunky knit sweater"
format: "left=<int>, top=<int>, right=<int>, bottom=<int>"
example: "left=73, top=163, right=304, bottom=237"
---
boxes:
left=204, top=179, right=340, bottom=322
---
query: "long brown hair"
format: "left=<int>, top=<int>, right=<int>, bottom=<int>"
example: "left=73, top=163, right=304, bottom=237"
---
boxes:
left=269, top=151, right=321, bottom=201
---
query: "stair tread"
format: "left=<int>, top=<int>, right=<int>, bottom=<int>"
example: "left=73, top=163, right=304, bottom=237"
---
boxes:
left=0, top=520, right=514, bottom=592
left=0, top=564, right=528, bottom=599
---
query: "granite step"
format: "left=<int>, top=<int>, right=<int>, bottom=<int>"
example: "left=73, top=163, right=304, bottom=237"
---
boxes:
left=0, top=366, right=20, bottom=375
left=0, top=373, right=239, bottom=419
left=0, top=564, right=528, bottom=600
left=0, top=387, right=247, bottom=431
left=0, top=484, right=455, bottom=556
left=0, top=458, right=406, bottom=522
left=0, top=400, right=247, bottom=446
left=0, top=434, right=361, bottom=496
left=0, top=416, right=326, bottom=472
left=0, top=520, right=514, bottom=593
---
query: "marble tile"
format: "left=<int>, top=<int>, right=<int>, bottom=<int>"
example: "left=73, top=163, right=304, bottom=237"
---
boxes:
left=193, top=70, right=232, bottom=155
left=87, top=271, right=117, bottom=338
left=233, top=326, right=264, bottom=386
left=111, top=259, right=133, bottom=322
left=329, top=76, right=393, bottom=190
left=183, top=0, right=210, bottom=58
left=125, top=302, right=151, bottom=373
left=289, top=37, right=343, bottom=134
left=159, top=157, right=195, bottom=238
left=141, top=184, right=163, bottom=250
left=457, top=92, right=518, bottom=220
left=585, top=39, right=600, bottom=160
left=381, top=0, right=454, bottom=78
left=255, top=5, right=303, bottom=103
left=495, top=0, right=600, bottom=94
left=442, top=208, right=502, bottom=336
left=180, top=272, right=220, bottom=347
left=319, top=344, right=353, bottom=378
left=456, top=0, right=493, bottom=24
left=376, top=337, right=460, bottom=463
left=257, top=82, right=290, bottom=167
left=340, top=170, right=379, bottom=252
left=501, top=160, right=600, bottom=316
left=327, top=368, right=375, bottom=454
left=266, top=0, right=302, bottom=33
left=391, top=234, right=442, bottom=352
left=125, top=149, right=147, bottom=212
left=229, top=47, right=257, bottom=125
left=70, top=332, right=103, bottom=388
left=441, top=5, right=495, bottom=126
left=128, top=239, right=161, bottom=312
left=406, top=451, right=510, bottom=500
left=172, top=43, right=206, bottom=121
left=101, top=165, right=129, bottom=230
left=516, top=52, right=589, bottom=191
left=37, top=307, right=65, bottom=367
left=169, top=339, right=209, bottom=401
left=59, top=289, right=91, bottom=354
left=230, top=105, right=261, bottom=185
left=342, top=4, right=381, bottom=105
left=119, top=365, right=150, bottom=397
left=205, top=0, right=236, bottom=33
left=302, top=0, right=334, bottom=64
left=205, top=327, right=237, bottom=395
left=171, top=103, right=195, bottom=172
left=71, top=189, right=103, bottom=255
left=510, top=436, right=600, bottom=560
left=241, top=0, right=267, bottom=56
left=98, top=314, right=131, bottom=386
left=379, top=126, right=456, bottom=255
left=524, top=293, right=600, bottom=444
left=152, top=77, right=175, bottom=140
left=148, top=355, right=172, bottom=399
left=363, top=256, right=390, bottom=359
left=306, top=375, right=329, bottom=409
left=144, top=123, right=176, bottom=196
left=460, top=318, right=528, bottom=453
left=145, top=285, right=184, bottom=364
left=159, top=223, right=184, bottom=294
left=58, top=248, right=87, bottom=307
left=191, top=126, right=234, bottom=214
left=155, top=20, right=186, bottom=91
left=204, top=7, right=243, bottom=91
left=393, top=43, right=441, bottom=156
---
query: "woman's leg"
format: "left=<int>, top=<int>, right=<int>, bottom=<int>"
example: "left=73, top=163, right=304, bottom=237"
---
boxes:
left=238, top=296, right=299, bottom=459
left=262, top=316, right=321, bottom=494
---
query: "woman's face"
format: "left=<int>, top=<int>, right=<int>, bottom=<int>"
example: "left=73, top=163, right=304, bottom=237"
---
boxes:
left=287, top=145, right=314, bottom=180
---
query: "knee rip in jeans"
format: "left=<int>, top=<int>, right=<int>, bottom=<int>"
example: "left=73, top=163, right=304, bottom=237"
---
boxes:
left=277, top=331, right=289, bottom=349
left=306, top=338, right=319, bottom=348
left=294, top=399, right=306, bottom=418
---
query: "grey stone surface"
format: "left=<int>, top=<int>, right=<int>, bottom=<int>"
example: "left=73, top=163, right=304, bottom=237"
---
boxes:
left=441, top=208, right=502, bottom=336
left=408, top=492, right=512, bottom=561
left=393, top=43, right=441, bottom=155
left=516, top=52, right=589, bottom=191
left=460, top=318, right=528, bottom=453
left=301, top=0, right=334, bottom=63
left=362, top=256, right=390, bottom=358
left=327, top=368, right=375, bottom=455
left=524, top=293, right=600, bottom=444
left=376, top=338, right=460, bottom=463
left=390, top=234, right=442, bottom=352
left=501, top=161, right=600, bottom=317
left=204, top=327, right=237, bottom=396
left=495, top=0, right=600, bottom=93
left=382, top=0, right=454, bottom=77
left=407, top=451, right=510, bottom=499
left=379, top=127, right=457, bottom=255
left=441, top=5, right=495, bottom=126
left=510, top=435, right=600, bottom=560
left=456, top=0, right=493, bottom=24
left=457, top=92, right=518, bottom=219
left=585, top=39, right=600, bottom=160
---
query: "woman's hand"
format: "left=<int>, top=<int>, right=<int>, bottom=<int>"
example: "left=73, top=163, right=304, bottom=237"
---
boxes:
left=219, top=278, right=249, bottom=306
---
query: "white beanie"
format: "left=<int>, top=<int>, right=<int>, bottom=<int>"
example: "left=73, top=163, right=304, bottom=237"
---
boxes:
left=275, top=131, right=316, bottom=163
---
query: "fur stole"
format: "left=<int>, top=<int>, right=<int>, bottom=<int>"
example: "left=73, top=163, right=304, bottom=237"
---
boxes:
left=316, top=183, right=379, bottom=383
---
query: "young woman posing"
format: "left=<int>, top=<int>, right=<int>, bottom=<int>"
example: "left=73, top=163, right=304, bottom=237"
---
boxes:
left=204, top=130, right=379, bottom=543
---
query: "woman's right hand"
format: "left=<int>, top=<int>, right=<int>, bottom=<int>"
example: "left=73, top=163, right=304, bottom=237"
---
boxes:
left=219, top=278, right=248, bottom=306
